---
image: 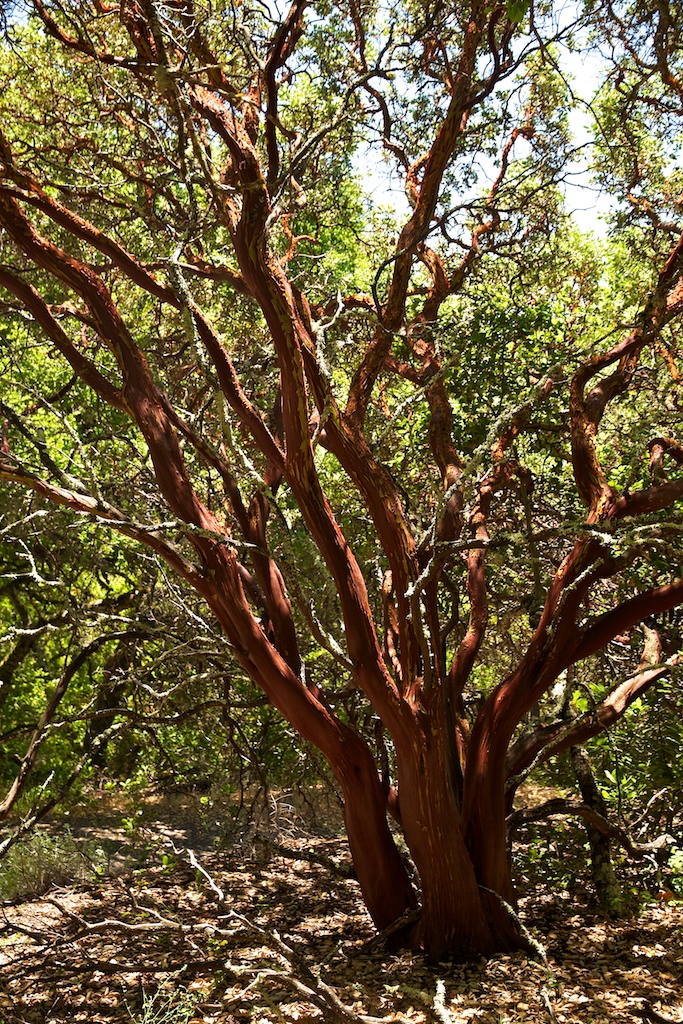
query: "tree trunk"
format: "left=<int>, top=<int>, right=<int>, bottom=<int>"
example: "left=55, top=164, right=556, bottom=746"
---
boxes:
left=570, top=746, right=623, bottom=915
left=332, top=725, right=418, bottom=932
left=388, top=705, right=533, bottom=960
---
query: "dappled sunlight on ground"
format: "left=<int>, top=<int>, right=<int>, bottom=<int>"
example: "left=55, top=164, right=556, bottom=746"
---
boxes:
left=1, top=811, right=682, bottom=1024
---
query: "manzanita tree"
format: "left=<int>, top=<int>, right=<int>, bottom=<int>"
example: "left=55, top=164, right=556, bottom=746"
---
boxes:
left=1, top=0, right=682, bottom=957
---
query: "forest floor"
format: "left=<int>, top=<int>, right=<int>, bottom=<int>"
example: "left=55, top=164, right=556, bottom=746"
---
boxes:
left=0, top=790, right=682, bottom=1024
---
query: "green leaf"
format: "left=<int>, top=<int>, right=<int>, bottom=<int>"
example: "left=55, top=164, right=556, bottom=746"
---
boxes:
left=506, top=0, right=530, bottom=23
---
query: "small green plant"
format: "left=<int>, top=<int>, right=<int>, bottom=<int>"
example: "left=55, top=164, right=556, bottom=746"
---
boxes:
left=128, top=982, right=198, bottom=1024
left=121, top=808, right=145, bottom=836
left=0, top=829, right=105, bottom=902
left=160, top=852, right=177, bottom=872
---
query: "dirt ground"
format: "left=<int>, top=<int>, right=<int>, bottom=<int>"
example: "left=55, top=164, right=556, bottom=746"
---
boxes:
left=0, top=793, right=682, bottom=1024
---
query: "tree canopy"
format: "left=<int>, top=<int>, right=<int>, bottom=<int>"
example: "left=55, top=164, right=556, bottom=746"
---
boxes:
left=0, top=0, right=682, bottom=960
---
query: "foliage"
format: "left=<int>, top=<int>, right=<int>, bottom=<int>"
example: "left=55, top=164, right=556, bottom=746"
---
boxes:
left=668, top=848, right=683, bottom=897
left=127, top=982, right=199, bottom=1024
left=0, top=827, right=105, bottom=901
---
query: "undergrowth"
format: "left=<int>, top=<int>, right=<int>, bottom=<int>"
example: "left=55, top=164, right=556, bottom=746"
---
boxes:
left=0, top=829, right=105, bottom=902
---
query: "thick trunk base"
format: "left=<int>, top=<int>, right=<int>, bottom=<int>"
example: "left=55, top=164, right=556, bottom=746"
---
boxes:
left=389, top=725, right=535, bottom=961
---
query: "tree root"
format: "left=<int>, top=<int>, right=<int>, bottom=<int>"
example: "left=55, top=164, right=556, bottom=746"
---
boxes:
left=478, top=885, right=548, bottom=964
left=363, top=905, right=422, bottom=951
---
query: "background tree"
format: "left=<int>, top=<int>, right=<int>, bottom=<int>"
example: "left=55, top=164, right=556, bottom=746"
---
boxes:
left=0, top=0, right=681, bottom=958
